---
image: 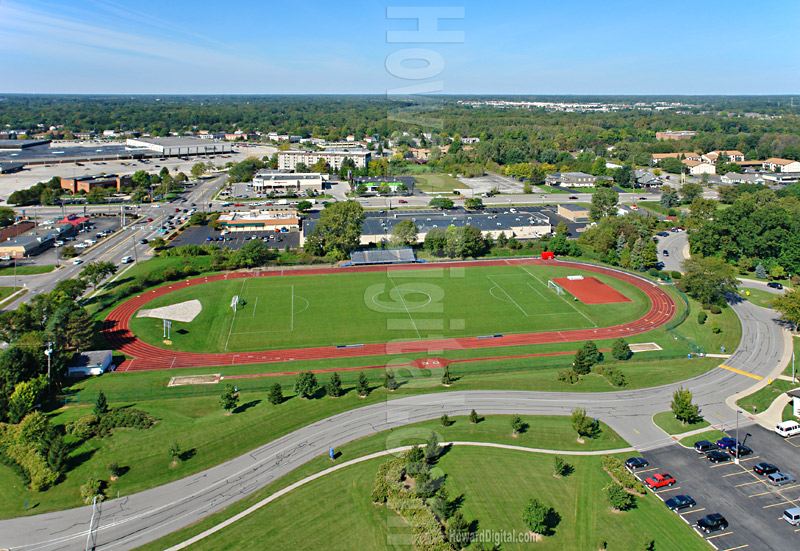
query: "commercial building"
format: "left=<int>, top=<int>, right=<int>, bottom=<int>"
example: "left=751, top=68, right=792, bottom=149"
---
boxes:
left=557, top=204, right=591, bottom=223
left=0, top=223, right=75, bottom=258
left=0, top=139, right=51, bottom=150
left=277, top=150, right=371, bottom=171
left=126, top=137, right=232, bottom=157
left=721, top=172, right=764, bottom=185
left=252, top=172, right=326, bottom=195
left=762, top=172, right=800, bottom=185
left=546, top=172, right=597, bottom=188
left=217, top=209, right=300, bottom=233
left=763, top=158, right=800, bottom=173
left=61, top=174, right=133, bottom=194
left=656, top=131, right=697, bottom=140
left=0, top=161, right=25, bottom=174
left=0, top=221, right=35, bottom=244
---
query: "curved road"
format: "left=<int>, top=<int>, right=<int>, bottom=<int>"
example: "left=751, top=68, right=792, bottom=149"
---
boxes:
left=0, top=292, right=786, bottom=551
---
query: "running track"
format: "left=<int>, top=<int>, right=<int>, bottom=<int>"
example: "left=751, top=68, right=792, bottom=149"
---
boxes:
left=102, top=259, right=676, bottom=371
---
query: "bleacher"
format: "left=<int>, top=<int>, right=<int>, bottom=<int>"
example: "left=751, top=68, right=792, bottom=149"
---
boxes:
left=349, top=247, right=417, bottom=266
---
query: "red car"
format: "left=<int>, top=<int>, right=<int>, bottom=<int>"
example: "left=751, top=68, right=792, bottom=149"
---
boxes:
left=234, top=203, right=244, bottom=206
left=645, top=473, right=676, bottom=489
left=398, top=199, right=408, bottom=203
left=146, top=218, right=153, bottom=222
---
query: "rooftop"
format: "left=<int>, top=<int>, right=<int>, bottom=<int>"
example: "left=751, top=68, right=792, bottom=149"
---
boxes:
left=128, top=137, right=222, bottom=147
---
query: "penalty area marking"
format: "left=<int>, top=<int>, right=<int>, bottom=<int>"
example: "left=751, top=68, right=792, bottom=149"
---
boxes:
left=521, top=267, right=597, bottom=328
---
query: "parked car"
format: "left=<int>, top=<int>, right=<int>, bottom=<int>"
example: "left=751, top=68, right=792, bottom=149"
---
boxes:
left=753, top=462, right=779, bottom=476
left=54, top=240, right=64, bottom=247
left=694, top=440, right=718, bottom=453
left=657, top=231, right=670, bottom=237
left=645, top=473, right=676, bottom=489
left=767, top=472, right=796, bottom=486
left=707, top=451, right=730, bottom=463
left=767, top=282, right=783, bottom=290
left=775, top=420, right=800, bottom=437
left=716, top=437, right=739, bottom=450
left=697, top=513, right=728, bottom=533
left=664, top=495, right=696, bottom=511
left=728, top=444, right=753, bottom=457
left=625, top=457, right=649, bottom=470
left=662, top=250, right=669, bottom=256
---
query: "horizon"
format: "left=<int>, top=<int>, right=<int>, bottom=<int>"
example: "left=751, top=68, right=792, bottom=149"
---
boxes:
left=1, top=0, right=799, bottom=95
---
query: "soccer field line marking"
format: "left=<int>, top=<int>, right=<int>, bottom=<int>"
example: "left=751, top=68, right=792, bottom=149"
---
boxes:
left=486, top=275, right=530, bottom=316
left=520, top=267, right=597, bottom=328
left=251, top=296, right=258, bottom=318
left=224, top=279, right=247, bottom=352
left=387, top=272, right=421, bottom=339
left=526, top=281, right=547, bottom=300
left=291, top=285, right=294, bottom=331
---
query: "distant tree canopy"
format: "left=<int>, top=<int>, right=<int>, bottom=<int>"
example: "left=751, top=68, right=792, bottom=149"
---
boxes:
left=304, top=201, right=364, bottom=260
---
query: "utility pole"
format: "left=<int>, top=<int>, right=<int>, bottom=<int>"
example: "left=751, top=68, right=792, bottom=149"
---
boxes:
left=44, top=342, right=53, bottom=396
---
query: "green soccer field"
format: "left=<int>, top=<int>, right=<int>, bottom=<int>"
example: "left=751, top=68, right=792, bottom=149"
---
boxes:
left=129, top=264, right=650, bottom=353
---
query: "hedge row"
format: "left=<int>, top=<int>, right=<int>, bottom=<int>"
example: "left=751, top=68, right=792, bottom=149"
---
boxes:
left=601, top=455, right=646, bottom=494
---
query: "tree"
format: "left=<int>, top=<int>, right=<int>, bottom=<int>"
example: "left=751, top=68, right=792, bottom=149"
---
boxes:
left=582, top=341, right=601, bottom=364
left=7, top=376, right=48, bottom=423
left=660, top=187, right=680, bottom=208
left=296, top=200, right=313, bottom=213
left=219, top=384, right=239, bottom=413
left=294, top=371, right=318, bottom=399
left=441, top=366, right=452, bottom=385
left=640, top=241, right=658, bottom=270
left=555, top=221, right=570, bottom=237
left=268, top=382, right=283, bottom=405
left=80, top=261, right=118, bottom=289
left=604, top=482, right=635, bottom=511
left=571, top=408, right=596, bottom=438
left=356, top=372, right=370, bottom=397
left=589, top=188, right=619, bottom=220
left=553, top=455, right=568, bottom=477
left=383, top=369, right=398, bottom=391
left=511, top=414, right=524, bottom=435
left=773, top=289, right=800, bottom=330
left=611, top=338, right=632, bottom=360
left=423, top=227, right=447, bottom=256
left=391, top=219, right=418, bottom=246
left=469, top=409, right=479, bottom=424
left=572, top=346, right=592, bottom=375
left=93, top=391, right=109, bottom=416
left=680, top=257, right=738, bottom=305
left=325, top=372, right=343, bottom=397
left=447, top=511, right=471, bottom=546
left=424, top=431, right=442, bottom=463
left=80, top=477, right=105, bottom=505
left=440, top=413, right=452, bottom=426
left=464, top=197, right=483, bottom=209
left=429, top=197, right=454, bottom=210
left=680, top=181, right=703, bottom=204
left=522, top=499, right=553, bottom=536
left=190, top=162, right=207, bottom=179
left=305, top=201, right=364, bottom=260
left=169, top=442, right=181, bottom=464
left=65, top=308, right=94, bottom=351
left=755, top=263, right=767, bottom=279
left=108, top=462, right=121, bottom=479
left=671, top=387, right=701, bottom=425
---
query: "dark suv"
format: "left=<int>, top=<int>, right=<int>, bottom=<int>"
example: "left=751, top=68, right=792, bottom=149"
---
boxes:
left=767, top=282, right=783, bottom=290
left=697, top=513, right=728, bottom=533
left=625, top=457, right=649, bottom=470
left=694, top=440, right=718, bottom=453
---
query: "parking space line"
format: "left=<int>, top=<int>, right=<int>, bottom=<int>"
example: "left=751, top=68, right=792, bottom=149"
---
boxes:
left=775, top=483, right=800, bottom=492
left=655, top=486, right=680, bottom=493
left=680, top=507, right=704, bottom=515
left=637, top=467, right=658, bottom=474
left=706, top=531, right=733, bottom=539
left=711, top=462, right=738, bottom=468
left=735, top=480, right=765, bottom=487
left=763, top=501, right=795, bottom=508
left=749, top=490, right=773, bottom=498
left=721, top=545, right=748, bottom=551
left=722, top=470, right=751, bottom=477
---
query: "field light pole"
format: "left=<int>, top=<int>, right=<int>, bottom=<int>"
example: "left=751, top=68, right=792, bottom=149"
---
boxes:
left=44, top=342, right=53, bottom=396
left=735, top=410, right=741, bottom=465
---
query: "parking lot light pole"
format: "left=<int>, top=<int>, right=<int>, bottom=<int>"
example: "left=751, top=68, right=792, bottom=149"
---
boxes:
left=735, top=410, right=741, bottom=464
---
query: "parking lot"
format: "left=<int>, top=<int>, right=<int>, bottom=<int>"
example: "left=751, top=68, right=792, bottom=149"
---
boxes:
left=167, top=225, right=299, bottom=251
left=630, top=425, right=800, bottom=550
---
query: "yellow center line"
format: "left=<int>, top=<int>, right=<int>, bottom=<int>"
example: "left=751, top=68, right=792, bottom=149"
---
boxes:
left=718, top=364, right=763, bottom=380
left=707, top=531, right=733, bottom=539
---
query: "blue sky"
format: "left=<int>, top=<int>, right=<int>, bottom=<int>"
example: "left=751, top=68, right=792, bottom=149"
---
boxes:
left=1, top=0, right=798, bottom=94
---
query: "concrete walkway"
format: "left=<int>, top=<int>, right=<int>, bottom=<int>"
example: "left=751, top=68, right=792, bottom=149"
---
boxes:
left=164, top=440, right=635, bottom=551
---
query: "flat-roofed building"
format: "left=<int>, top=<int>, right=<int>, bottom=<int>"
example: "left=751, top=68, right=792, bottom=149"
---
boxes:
left=0, top=223, right=74, bottom=258
left=61, top=174, right=132, bottom=194
left=0, top=139, right=51, bottom=150
left=217, top=209, right=300, bottom=233
left=252, top=172, right=326, bottom=195
left=656, top=131, right=697, bottom=140
left=277, top=149, right=371, bottom=171
left=557, top=204, right=591, bottom=223
left=546, top=172, right=596, bottom=188
left=126, top=137, right=232, bottom=156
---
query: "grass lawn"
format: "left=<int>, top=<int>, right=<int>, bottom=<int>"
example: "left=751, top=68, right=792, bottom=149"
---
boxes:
left=0, top=264, right=56, bottom=276
left=128, top=264, right=649, bottom=353
left=679, top=429, right=730, bottom=448
left=677, top=299, right=742, bottom=354
left=413, top=172, right=462, bottom=193
left=652, top=411, right=710, bottom=435
left=783, top=402, right=797, bottom=422
left=783, top=337, right=800, bottom=378
left=146, top=446, right=708, bottom=551
left=738, top=287, right=778, bottom=308
left=736, top=379, right=800, bottom=414
left=0, top=286, right=20, bottom=301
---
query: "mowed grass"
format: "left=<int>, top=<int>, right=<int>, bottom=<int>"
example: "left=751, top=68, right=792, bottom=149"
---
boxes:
left=652, top=411, right=710, bottom=435
left=679, top=429, right=730, bottom=448
left=168, top=447, right=707, bottom=551
left=129, top=264, right=649, bottom=353
left=0, top=264, right=55, bottom=276
left=0, top=286, right=20, bottom=301
left=783, top=337, right=800, bottom=377
left=412, top=172, right=462, bottom=193
left=739, top=287, right=779, bottom=308
left=736, top=379, right=799, bottom=414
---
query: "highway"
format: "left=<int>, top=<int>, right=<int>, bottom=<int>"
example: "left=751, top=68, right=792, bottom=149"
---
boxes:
left=0, top=294, right=788, bottom=551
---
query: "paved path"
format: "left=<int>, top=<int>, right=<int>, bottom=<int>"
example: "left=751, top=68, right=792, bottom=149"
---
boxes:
left=0, top=293, right=785, bottom=551
left=658, top=231, right=688, bottom=273
left=102, top=258, right=676, bottom=371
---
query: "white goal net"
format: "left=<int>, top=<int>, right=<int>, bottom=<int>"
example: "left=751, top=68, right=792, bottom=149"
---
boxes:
left=231, top=295, right=239, bottom=313
left=547, top=280, right=564, bottom=295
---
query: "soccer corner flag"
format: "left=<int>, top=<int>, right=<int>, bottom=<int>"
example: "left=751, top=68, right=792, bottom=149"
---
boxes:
left=329, top=446, right=335, bottom=460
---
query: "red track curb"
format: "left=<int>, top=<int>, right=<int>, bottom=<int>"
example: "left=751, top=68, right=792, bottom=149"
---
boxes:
left=102, top=259, right=676, bottom=372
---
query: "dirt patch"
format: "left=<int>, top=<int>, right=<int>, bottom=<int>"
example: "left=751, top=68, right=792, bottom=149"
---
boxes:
left=168, top=374, right=220, bottom=387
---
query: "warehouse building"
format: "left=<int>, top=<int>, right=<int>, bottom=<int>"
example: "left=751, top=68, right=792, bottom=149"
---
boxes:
left=251, top=172, right=326, bottom=195
left=126, top=137, right=232, bottom=157
left=217, top=209, right=300, bottom=233
left=0, top=223, right=75, bottom=258
left=557, top=204, right=591, bottom=223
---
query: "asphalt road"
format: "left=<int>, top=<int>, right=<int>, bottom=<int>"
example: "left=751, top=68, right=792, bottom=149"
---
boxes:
left=0, top=292, right=788, bottom=551
left=658, top=231, right=689, bottom=273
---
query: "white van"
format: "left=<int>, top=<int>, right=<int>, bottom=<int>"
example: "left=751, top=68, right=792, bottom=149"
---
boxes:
left=784, top=507, right=800, bottom=525
left=120, top=256, right=133, bottom=264
left=775, top=420, right=800, bottom=438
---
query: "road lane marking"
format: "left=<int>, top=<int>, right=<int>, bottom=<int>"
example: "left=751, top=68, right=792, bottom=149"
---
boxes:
left=718, top=364, right=763, bottom=380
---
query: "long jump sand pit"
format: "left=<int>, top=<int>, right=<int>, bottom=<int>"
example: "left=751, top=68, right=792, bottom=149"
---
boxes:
left=553, top=276, right=632, bottom=304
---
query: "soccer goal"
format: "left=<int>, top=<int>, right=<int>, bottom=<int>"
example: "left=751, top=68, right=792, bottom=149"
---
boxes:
left=547, top=280, right=564, bottom=295
left=231, top=295, right=239, bottom=313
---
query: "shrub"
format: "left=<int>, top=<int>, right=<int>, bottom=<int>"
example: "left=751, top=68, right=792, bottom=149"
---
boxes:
left=697, top=311, right=708, bottom=325
left=601, top=456, right=646, bottom=494
left=711, top=321, right=722, bottom=334
left=611, top=338, right=632, bottom=361
left=5, top=443, right=59, bottom=491
left=647, top=268, right=660, bottom=278
left=670, top=270, right=682, bottom=280
left=440, top=414, right=452, bottom=427
left=709, top=304, right=722, bottom=314
left=80, top=477, right=105, bottom=504
left=604, top=482, right=635, bottom=511
left=557, top=369, right=580, bottom=384
left=108, top=462, right=121, bottom=478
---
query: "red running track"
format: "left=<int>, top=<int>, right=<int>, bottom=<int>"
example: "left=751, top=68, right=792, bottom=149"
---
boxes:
left=102, top=259, right=676, bottom=372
